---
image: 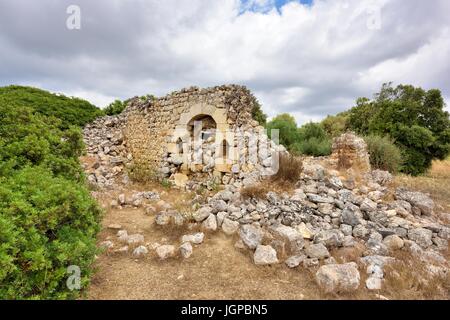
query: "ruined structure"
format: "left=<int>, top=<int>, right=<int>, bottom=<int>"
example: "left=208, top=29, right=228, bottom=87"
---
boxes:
left=83, top=85, right=284, bottom=188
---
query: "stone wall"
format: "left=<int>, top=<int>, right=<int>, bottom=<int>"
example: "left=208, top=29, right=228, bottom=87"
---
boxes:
left=83, top=84, right=286, bottom=188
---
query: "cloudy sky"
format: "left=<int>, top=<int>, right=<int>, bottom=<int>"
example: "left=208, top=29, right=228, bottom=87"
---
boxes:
left=0, top=0, right=449, bottom=124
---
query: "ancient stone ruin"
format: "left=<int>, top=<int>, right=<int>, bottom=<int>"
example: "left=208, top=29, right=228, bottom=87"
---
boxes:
left=84, top=85, right=284, bottom=189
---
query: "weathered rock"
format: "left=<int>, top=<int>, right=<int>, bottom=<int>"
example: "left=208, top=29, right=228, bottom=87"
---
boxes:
left=133, top=245, right=148, bottom=257
left=181, top=232, right=204, bottom=244
left=395, top=188, right=434, bottom=215
left=155, top=212, right=171, bottom=226
left=222, top=218, right=240, bottom=235
left=127, top=234, right=144, bottom=245
left=193, top=207, right=212, bottom=222
left=305, top=243, right=330, bottom=259
left=239, top=224, right=264, bottom=249
left=296, top=223, right=315, bottom=239
left=315, top=262, right=360, bottom=293
left=341, top=206, right=363, bottom=226
left=216, top=211, right=228, bottom=227
left=360, top=198, right=377, bottom=212
left=254, top=245, right=279, bottom=265
left=314, top=229, right=344, bottom=247
left=210, top=199, right=228, bottom=214
left=285, top=255, right=306, bottom=268
left=118, top=194, right=126, bottom=205
left=156, top=245, right=176, bottom=259
left=270, top=224, right=305, bottom=253
left=108, top=223, right=122, bottom=230
left=303, top=258, right=320, bottom=268
left=408, top=228, right=433, bottom=249
left=179, top=242, right=193, bottom=258
left=366, top=276, right=383, bottom=290
left=202, top=214, right=218, bottom=231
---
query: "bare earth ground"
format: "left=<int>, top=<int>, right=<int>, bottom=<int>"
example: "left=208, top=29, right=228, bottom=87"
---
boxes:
left=86, top=160, right=450, bottom=300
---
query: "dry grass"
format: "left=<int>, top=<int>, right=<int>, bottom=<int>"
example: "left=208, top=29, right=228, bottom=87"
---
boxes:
left=381, top=250, right=450, bottom=300
left=393, top=158, right=450, bottom=219
left=241, top=183, right=271, bottom=200
left=271, top=153, right=303, bottom=185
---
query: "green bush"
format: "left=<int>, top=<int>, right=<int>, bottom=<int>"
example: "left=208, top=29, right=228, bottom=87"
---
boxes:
left=0, top=167, right=101, bottom=299
left=0, top=92, right=101, bottom=299
left=0, top=85, right=104, bottom=129
left=293, top=122, right=332, bottom=156
left=104, top=99, right=126, bottom=116
left=364, top=135, right=402, bottom=173
left=266, top=113, right=301, bottom=148
left=348, top=83, right=450, bottom=175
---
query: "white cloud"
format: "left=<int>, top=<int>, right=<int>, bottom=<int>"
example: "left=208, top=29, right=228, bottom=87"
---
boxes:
left=0, top=0, right=449, bottom=125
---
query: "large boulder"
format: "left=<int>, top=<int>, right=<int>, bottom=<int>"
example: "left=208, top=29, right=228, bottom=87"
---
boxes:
left=315, top=262, right=360, bottom=293
left=395, top=188, right=434, bottom=215
left=253, top=245, right=279, bottom=265
left=269, top=224, right=305, bottom=253
left=408, top=228, right=433, bottom=249
left=239, top=224, right=264, bottom=249
left=305, top=243, right=330, bottom=259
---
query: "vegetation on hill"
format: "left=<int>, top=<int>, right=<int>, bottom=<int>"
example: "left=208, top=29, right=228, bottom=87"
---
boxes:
left=267, top=83, right=450, bottom=175
left=0, top=85, right=104, bottom=129
left=0, top=87, right=101, bottom=299
left=347, top=83, right=450, bottom=175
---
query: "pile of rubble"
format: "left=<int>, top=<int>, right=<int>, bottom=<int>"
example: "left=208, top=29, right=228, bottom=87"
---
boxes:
left=154, top=162, right=448, bottom=292
left=83, top=115, right=129, bottom=189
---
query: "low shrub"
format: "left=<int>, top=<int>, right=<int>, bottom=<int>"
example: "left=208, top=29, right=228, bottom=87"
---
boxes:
left=364, top=135, right=402, bottom=173
left=0, top=167, right=101, bottom=299
left=241, top=184, right=270, bottom=200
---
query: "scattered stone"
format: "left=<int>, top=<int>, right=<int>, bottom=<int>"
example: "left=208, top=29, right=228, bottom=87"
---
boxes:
left=156, top=245, right=176, bottom=260
left=114, top=245, right=129, bottom=253
left=127, top=234, right=144, bottom=245
left=107, top=224, right=122, bottom=230
left=118, top=194, right=126, bottom=205
left=194, top=207, right=212, bottom=222
left=285, top=255, right=306, bottom=268
left=395, top=188, right=434, bottom=215
left=303, top=258, right=320, bottom=268
left=155, top=212, right=171, bottom=226
left=133, top=245, right=148, bottom=257
left=315, top=262, right=360, bottom=293
left=408, top=228, right=433, bottom=249
left=254, top=245, right=279, bottom=265
left=305, top=243, right=330, bottom=259
left=222, top=218, right=240, bottom=235
left=239, top=224, right=264, bottom=249
left=180, top=242, right=193, bottom=258
left=181, top=232, right=205, bottom=244
left=366, top=276, right=383, bottom=290
left=100, top=240, right=114, bottom=249
left=202, top=214, right=218, bottom=231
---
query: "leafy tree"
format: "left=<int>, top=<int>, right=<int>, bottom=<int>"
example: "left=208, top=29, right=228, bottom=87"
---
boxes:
left=348, top=83, right=450, bottom=175
left=251, top=98, right=267, bottom=126
left=321, top=113, right=349, bottom=137
left=266, top=113, right=300, bottom=148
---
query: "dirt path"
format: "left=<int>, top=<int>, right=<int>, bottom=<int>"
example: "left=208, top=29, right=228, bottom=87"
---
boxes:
left=86, top=184, right=327, bottom=300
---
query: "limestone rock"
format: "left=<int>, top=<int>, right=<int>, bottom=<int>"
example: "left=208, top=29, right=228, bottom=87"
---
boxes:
left=202, top=214, right=218, bottom=231
left=133, top=245, right=148, bottom=257
left=156, top=245, right=176, bottom=259
left=305, top=243, right=330, bottom=259
left=239, top=224, right=264, bottom=249
left=253, top=245, right=279, bottom=265
left=222, top=218, right=240, bottom=235
left=315, top=262, right=360, bottom=293
left=179, top=242, right=193, bottom=259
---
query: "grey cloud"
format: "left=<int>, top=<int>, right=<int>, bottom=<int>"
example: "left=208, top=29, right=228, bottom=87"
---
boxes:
left=0, top=0, right=449, bottom=123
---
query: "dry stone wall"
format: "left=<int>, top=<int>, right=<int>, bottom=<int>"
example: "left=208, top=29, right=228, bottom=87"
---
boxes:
left=84, top=85, right=283, bottom=188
